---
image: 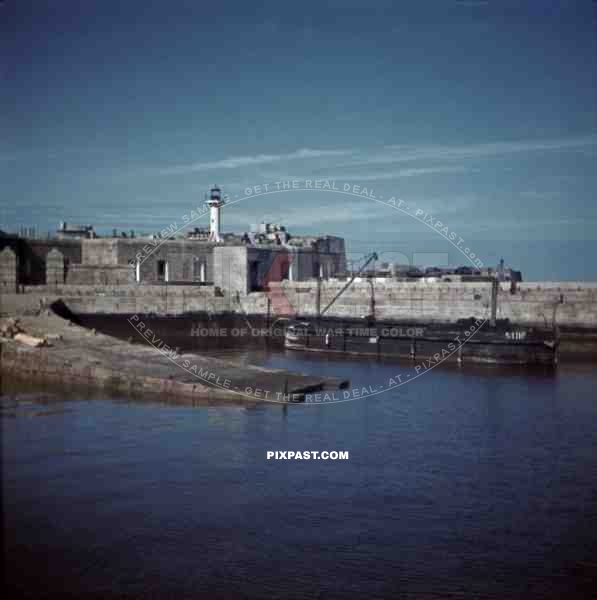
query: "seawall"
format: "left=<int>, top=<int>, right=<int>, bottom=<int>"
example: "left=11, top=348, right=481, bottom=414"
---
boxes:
left=3, top=281, right=596, bottom=330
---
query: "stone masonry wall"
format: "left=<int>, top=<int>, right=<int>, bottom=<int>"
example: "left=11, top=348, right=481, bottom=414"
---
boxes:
left=82, top=239, right=119, bottom=265
left=213, top=246, right=249, bottom=294
left=67, top=264, right=135, bottom=285
left=0, top=247, right=17, bottom=293
left=4, top=280, right=596, bottom=329
left=45, top=248, right=65, bottom=286
left=278, top=280, right=597, bottom=328
left=9, top=285, right=238, bottom=316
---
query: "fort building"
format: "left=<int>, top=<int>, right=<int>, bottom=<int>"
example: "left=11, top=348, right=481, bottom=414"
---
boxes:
left=0, top=186, right=347, bottom=292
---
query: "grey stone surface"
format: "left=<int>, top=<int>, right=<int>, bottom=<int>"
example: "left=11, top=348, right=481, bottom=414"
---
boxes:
left=1, top=313, right=348, bottom=401
left=0, top=247, right=17, bottom=292
left=2, top=281, right=596, bottom=330
left=213, top=246, right=249, bottom=294
left=45, top=248, right=65, bottom=286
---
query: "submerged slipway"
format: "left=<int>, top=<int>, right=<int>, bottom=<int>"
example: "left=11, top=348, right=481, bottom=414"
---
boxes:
left=0, top=310, right=348, bottom=403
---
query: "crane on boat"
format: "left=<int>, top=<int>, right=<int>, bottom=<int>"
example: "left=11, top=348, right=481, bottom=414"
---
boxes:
left=285, top=252, right=379, bottom=350
left=318, top=252, right=378, bottom=318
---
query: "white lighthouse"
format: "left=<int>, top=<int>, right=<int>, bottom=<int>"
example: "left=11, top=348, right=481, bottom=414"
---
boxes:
left=206, top=184, right=224, bottom=242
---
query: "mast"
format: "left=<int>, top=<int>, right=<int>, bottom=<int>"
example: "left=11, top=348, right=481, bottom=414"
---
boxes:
left=368, top=278, right=375, bottom=321
left=316, top=273, right=322, bottom=318
left=490, top=277, right=498, bottom=327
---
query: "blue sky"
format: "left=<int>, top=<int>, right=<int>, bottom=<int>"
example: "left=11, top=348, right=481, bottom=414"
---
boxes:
left=1, top=0, right=596, bottom=280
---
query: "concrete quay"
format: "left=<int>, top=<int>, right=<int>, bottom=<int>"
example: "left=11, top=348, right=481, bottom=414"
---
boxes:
left=1, top=279, right=596, bottom=363
left=0, top=313, right=348, bottom=403
left=2, top=280, right=597, bottom=329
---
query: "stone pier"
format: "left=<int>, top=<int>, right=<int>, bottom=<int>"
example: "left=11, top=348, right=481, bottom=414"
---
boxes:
left=0, top=313, right=348, bottom=403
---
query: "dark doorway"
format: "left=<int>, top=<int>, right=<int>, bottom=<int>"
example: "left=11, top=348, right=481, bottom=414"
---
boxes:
left=249, top=261, right=260, bottom=291
left=157, top=260, right=167, bottom=282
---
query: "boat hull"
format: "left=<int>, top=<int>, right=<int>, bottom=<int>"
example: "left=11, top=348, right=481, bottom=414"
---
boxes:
left=283, top=320, right=558, bottom=366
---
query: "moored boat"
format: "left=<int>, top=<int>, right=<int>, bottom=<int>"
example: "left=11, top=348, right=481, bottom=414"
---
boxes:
left=284, top=318, right=558, bottom=366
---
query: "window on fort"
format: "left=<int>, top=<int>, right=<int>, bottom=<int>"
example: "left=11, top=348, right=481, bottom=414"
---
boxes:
left=193, top=257, right=204, bottom=281
left=157, top=260, right=166, bottom=281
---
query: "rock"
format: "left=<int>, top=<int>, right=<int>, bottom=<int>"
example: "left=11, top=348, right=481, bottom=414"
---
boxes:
left=0, top=317, right=24, bottom=338
left=14, top=333, right=48, bottom=347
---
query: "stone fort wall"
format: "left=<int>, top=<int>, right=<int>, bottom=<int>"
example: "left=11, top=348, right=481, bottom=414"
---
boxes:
left=3, top=280, right=596, bottom=330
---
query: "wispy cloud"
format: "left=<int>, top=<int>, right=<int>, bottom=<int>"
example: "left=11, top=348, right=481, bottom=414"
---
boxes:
left=153, top=148, right=353, bottom=176
left=329, top=166, right=470, bottom=181
left=254, top=165, right=468, bottom=183
left=224, top=198, right=376, bottom=230
left=344, top=135, right=597, bottom=168
left=144, top=133, right=597, bottom=179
